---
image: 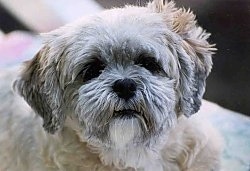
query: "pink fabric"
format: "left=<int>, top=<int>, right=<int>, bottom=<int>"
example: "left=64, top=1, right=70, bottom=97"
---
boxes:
left=0, top=31, right=41, bottom=67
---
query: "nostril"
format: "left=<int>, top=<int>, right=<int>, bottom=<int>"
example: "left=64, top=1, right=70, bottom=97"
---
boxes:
left=128, top=81, right=136, bottom=92
left=112, top=78, right=137, bottom=100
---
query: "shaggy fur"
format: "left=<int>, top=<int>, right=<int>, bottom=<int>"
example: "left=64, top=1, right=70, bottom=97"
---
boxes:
left=0, top=1, right=222, bottom=171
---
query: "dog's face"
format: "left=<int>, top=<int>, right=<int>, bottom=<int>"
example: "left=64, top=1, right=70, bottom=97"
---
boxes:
left=14, top=1, right=214, bottom=149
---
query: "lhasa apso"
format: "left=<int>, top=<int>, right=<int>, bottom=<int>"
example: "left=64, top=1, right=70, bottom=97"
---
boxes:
left=0, top=0, right=222, bottom=171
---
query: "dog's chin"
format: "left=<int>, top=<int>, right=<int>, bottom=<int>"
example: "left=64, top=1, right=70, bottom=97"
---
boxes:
left=109, top=109, right=145, bottom=149
left=109, top=115, right=143, bottom=149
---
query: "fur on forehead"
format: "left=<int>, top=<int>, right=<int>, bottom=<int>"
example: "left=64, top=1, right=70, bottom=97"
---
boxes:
left=40, top=6, right=179, bottom=84
left=40, top=0, right=215, bottom=73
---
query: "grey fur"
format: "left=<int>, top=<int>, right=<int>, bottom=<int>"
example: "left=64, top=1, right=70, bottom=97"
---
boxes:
left=14, top=48, right=65, bottom=133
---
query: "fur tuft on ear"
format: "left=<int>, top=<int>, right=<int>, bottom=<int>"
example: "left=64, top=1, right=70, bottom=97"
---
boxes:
left=13, top=46, right=65, bottom=134
left=149, top=0, right=216, bottom=116
left=148, top=0, right=178, bottom=27
left=172, top=8, right=196, bottom=35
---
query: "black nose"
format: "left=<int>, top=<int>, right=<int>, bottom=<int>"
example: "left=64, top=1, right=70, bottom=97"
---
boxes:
left=112, top=78, right=137, bottom=100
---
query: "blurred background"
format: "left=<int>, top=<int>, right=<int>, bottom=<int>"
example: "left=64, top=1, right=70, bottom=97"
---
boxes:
left=0, top=0, right=249, bottom=116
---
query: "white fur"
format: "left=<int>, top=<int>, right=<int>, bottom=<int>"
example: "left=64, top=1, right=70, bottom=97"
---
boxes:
left=109, top=118, right=142, bottom=148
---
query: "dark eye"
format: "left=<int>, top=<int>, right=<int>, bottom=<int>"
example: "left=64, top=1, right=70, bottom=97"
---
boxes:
left=135, top=56, right=162, bottom=73
left=82, top=58, right=105, bottom=82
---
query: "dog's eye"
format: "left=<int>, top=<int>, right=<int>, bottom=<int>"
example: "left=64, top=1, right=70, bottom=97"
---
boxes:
left=82, top=59, right=105, bottom=82
left=135, top=56, right=162, bottom=73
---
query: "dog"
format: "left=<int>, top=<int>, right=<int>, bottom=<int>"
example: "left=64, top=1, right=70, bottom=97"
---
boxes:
left=0, top=0, right=222, bottom=170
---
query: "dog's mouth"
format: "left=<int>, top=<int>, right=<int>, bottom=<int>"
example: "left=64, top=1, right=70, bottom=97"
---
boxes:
left=113, top=109, right=139, bottom=119
left=113, top=109, right=150, bottom=131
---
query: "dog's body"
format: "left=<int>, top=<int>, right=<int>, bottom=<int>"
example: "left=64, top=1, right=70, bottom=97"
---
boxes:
left=0, top=75, right=221, bottom=171
left=0, top=1, right=222, bottom=171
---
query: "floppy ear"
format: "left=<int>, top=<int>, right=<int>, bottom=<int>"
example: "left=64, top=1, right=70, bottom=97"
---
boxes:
left=149, top=0, right=215, bottom=116
left=13, top=46, right=65, bottom=133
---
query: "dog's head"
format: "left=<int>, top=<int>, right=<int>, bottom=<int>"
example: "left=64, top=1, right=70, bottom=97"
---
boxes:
left=14, top=0, right=214, bottom=149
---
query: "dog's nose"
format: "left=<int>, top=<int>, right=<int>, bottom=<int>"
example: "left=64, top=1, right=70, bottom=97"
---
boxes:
left=112, top=78, right=137, bottom=100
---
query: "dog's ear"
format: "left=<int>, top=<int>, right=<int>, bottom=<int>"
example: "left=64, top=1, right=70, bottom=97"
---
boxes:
left=149, top=0, right=215, bottom=116
left=13, top=45, right=65, bottom=134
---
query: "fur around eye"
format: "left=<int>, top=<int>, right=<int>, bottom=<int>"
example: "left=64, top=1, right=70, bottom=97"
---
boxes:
left=135, top=56, right=162, bottom=73
left=82, top=59, right=105, bottom=82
